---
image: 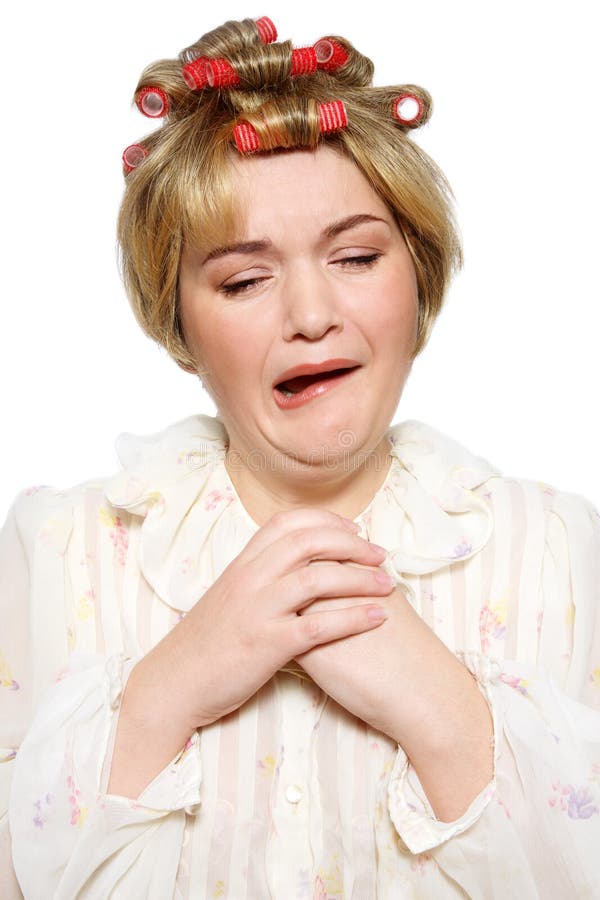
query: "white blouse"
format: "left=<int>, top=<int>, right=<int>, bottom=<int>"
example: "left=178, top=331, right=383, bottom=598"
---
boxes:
left=1, top=414, right=600, bottom=899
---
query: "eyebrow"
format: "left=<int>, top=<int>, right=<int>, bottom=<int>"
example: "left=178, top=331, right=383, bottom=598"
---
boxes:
left=202, top=214, right=390, bottom=264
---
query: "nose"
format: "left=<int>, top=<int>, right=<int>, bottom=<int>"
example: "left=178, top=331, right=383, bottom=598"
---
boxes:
left=281, top=263, right=344, bottom=342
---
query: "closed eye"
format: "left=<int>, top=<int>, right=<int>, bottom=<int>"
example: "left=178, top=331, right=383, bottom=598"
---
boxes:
left=219, top=253, right=381, bottom=296
left=334, top=253, right=381, bottom=268
left=219, top=276, right=270, bottom=296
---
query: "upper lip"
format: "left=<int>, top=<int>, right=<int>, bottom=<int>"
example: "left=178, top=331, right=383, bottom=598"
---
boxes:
left=273, top=358, right=361, bottom=388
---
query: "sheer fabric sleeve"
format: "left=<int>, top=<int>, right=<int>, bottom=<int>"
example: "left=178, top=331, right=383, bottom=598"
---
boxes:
left=387, top=488, right=600, bottom=897
left=2, top=489, right=202, bottom=899
left=1, top=498, right=30, bottom=899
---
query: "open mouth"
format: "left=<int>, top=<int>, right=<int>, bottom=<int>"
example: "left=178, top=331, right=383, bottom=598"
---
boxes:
left=273, top=365, right=360, bottom=409
left=275, top=366, right=358, bottom=396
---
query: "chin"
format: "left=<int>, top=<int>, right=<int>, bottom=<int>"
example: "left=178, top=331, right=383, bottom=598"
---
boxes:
left=287, top=420, right=376, bottom=460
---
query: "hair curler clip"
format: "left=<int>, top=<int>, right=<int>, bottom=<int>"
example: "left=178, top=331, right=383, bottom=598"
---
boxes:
left=255, top=16, right=277, bottom=43
left=122, top=143, right=148, bottom=174
left=233, top=99, right=348, bottom=154
left=314, top=39, right=349, bottom=73
left=392, top=93, right=424, bottom=126
left=136, top=86, right=170, bottom=118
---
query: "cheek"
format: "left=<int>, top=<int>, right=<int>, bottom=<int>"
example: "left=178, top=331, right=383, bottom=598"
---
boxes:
left=374, top=279, right=419, bottom=348
left=191, top=316, right=264, bottom=386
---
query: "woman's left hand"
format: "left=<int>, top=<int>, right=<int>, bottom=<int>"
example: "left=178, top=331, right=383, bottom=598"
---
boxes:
left=295, top=577, right=463, bottom=751
left=295, top=566, right=495, bottom=822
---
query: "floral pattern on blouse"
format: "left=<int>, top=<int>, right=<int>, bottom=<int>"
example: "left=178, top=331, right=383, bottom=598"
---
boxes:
left=0, top=650, right=19, bottom=691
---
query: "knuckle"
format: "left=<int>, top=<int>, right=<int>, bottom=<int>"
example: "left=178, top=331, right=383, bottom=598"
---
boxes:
left=267, top=507, right=312, bottom=528
left=266, top=509, right=292, bottom=530
left=297, top=564, right=319, bottom=593
left=267, top=507, right=342, bottom=530
left=289, top=527, right=318, bottom=557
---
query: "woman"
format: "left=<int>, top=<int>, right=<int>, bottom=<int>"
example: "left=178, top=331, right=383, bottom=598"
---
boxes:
left=2, top=14, right=599, bottom=898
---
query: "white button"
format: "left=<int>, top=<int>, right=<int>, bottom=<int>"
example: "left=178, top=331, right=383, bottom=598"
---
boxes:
left=285, top=784, right=303, bottom=804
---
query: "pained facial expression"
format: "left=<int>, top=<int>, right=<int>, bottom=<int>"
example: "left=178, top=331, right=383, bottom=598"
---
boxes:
left=179, top=144, right=418, bottom=470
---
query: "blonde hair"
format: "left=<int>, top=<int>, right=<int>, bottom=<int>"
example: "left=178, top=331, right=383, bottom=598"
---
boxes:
left=117, top=17, right=463, bottom=373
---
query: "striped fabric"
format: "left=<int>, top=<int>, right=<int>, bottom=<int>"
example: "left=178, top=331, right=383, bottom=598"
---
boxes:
left=2, top=414, right=600, bottom=898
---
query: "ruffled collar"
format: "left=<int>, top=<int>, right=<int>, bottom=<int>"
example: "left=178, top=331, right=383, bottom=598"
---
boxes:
left=104, top=414, right=501, bottom=613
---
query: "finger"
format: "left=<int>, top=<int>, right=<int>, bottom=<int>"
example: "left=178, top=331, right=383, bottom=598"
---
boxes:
left=275, top=560, right=394, bottom=613
left=286, top=604, right=388, bottom=657
left=239, top=507, right=360, bottom=564
left=252, top=526, right=386, bottom=582
left=299, top=594, right=391, bottom=614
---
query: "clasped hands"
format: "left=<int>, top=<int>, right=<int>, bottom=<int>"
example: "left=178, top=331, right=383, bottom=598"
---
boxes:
left=181, top=506, right=485, bottom=759
left=126, top=507, right=494, bottom=819
left=162, top=505, right=494, bottom=821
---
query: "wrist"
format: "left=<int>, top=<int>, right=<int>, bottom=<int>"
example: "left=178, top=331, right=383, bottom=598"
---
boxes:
left=124, top=648, right=198, bottom=735
left=107, top=659, right=197, bottom=799
left=400, top=670, right=494, bottom=822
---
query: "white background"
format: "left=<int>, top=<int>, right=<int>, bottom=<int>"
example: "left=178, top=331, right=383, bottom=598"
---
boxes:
left=1, top=0, right=598, bottom=514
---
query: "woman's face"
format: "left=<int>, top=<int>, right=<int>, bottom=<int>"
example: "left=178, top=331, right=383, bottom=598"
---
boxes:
left=179, top=144, right=418, bottom=470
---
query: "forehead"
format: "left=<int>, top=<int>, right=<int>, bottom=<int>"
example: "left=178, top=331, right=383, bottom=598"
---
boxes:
left=227, top=144, right=393, bottom=239
left=182, top=143, right=396, bottom=259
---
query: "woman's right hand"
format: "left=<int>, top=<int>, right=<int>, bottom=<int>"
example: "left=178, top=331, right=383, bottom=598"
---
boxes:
left=137, top=507, right=394, bottom=731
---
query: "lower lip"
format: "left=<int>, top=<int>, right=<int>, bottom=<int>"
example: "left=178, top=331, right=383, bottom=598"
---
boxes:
left=273, top=368, right=359, bottom=410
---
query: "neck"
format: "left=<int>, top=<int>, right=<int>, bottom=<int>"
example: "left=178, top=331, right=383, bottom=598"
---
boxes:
left=224, top=434, right=393, bottom=527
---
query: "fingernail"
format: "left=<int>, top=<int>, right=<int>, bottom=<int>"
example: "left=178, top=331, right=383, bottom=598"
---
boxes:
left=374, top=571, right=394, bottom=586
left=367, top=606, right=388, bottom=623
left=369, top=542, right=387, bottom=555
left=340, top=516, right=360, bottom=531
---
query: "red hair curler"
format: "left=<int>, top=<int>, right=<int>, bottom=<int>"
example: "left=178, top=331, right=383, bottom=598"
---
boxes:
left=255, top=16, right=277, bottom=43
left=182, top=57, right=210, bottom=90
left=233, top=121, right=260, bottom=153
left=392, top=93, right=424, bottom=126
left=290, top=47, right=318, bottom=77
left=233, top=99, right=348, bottom=154
left=205, top=58, right=240, bottom=88
left=136, top=86, right=170, bottom=118
left=122, top=143, right=148, bottom=174
left=314, top=39, right=349, bottom=73
left=318, top=100, right=348, bottom=132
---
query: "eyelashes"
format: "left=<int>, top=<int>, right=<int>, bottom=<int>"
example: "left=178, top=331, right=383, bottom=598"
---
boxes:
left=339, top=253, right=381, bottom=268
left=219, top=253, right=382, bottom=297
left=220, top=276, right=267, bottom=296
